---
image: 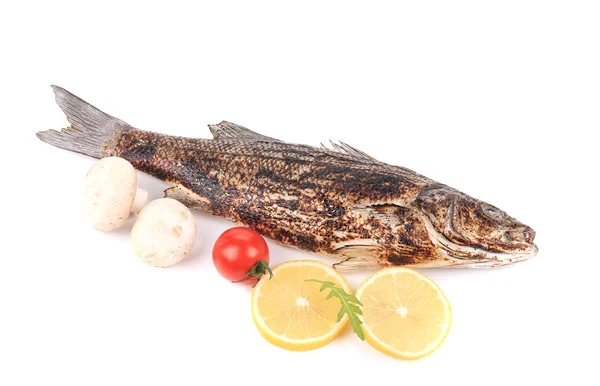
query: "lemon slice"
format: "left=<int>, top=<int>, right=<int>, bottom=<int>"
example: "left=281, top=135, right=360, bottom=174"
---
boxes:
left=355, top=267, right=452, bottom=359
left=251, top=260, right=351, bottom=351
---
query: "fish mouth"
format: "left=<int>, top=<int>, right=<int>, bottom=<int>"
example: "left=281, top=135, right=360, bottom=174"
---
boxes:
left=420, top=212, right=538, bottom=268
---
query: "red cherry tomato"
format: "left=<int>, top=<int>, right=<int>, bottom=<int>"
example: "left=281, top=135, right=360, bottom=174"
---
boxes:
left=212, top=227, right=271, bottom=285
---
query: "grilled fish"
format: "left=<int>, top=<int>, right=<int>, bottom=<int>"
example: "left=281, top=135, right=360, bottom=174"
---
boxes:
left=37, top=86, right=538, bottom=271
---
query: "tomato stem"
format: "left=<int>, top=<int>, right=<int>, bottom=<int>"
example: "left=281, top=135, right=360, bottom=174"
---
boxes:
left=232, top=260, right=273, bottom=287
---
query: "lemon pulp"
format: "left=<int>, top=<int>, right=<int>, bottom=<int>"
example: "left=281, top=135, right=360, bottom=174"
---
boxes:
left=355, top=267, right=452, bottom=359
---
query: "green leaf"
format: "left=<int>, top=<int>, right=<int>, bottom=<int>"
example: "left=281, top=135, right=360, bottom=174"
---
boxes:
left=305, top=279, right=365, bottom=341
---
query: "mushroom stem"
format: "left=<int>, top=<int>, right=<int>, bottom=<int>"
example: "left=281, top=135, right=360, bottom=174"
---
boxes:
left=131, top=188, right=149, bottom=214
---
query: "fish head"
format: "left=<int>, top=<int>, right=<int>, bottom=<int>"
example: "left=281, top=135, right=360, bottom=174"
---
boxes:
left=416, top=186, right=538, bottom=267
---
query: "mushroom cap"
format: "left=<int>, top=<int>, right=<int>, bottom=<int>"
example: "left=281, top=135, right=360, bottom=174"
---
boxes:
left=82, top=157, right=137, bottom=231
left=131, top=198, right=197, bottom=267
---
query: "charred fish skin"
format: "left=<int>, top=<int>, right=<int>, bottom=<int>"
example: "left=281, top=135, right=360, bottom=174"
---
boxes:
left=36, top=86, right=538, bottom=271
left=112, top=129, right=446, bottom=270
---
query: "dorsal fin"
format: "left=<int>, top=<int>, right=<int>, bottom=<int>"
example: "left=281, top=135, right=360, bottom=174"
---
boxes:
left=208, top=121, right=376, bottom=160
left=208, top=121, right=282, bottom=142
left=326, top=139, right=376, bottom=160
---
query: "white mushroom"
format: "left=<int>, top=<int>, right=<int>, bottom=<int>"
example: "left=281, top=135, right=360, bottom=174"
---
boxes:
left=131, top=198, right=197, bottom=267
left=82, top=157, right=148, bottom=231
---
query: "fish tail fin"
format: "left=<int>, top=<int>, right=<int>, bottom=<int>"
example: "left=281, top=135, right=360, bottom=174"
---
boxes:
left=36, top=85, right=133, bottom=158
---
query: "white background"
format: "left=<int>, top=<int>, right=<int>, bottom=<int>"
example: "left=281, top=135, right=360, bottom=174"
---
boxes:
left=1, top=1, right=598, bottom=385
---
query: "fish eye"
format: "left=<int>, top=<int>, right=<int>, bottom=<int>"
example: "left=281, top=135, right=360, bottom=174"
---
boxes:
left=482, top=204, right=504, bottom=219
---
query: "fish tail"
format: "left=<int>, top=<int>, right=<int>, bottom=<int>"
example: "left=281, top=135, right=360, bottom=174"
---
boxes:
left=36, top=85, right=133, bottom=158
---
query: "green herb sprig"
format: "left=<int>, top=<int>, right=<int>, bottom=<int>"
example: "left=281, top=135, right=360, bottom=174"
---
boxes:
left=305, top=279, right=365, bottom=340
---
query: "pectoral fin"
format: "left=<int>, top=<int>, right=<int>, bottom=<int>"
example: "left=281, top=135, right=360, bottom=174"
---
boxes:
left=333, top=256, right=381, bottom=272
left=330, top=241, right=383, bottom=272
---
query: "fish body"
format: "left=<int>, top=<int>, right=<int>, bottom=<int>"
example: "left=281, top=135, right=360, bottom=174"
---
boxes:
left=37, top=86, right=538, bottom=271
